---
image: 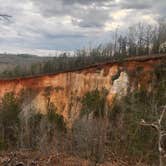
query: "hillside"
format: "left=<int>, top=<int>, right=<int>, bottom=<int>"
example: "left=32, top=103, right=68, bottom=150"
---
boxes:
left=0, top=55, right=165, bottom=165
left=0, top=53, right=53, bottom=72
left=0, top=54, right=164, bottom=121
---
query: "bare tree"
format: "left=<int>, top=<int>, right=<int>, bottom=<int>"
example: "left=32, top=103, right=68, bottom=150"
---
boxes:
left=113, top=26, right=119, bottom=56
left=140, top=105, right=166, bottom=166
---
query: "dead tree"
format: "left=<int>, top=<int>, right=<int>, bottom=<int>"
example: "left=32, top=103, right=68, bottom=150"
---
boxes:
left=140, top=105, right=166, bottom=166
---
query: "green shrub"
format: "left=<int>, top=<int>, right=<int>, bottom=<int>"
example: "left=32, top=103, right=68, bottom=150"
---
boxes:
left=111, top=69, right=121, bottom=82
left=0, top=138, right=6, bottom=151
left=0, top=92, right=20, bottom=125
left=0, top=92, right=21, bottom=149
left=81, top=88, right=108, bottom=118
left=47, top=103, right=66, bottom=131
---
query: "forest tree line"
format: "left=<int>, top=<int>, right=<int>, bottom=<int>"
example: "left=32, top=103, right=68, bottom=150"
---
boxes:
left=0, top=21, right=166, bottom=78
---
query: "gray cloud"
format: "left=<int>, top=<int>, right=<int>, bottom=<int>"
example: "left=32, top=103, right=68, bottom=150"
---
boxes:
left=62, top=0, right=110, bottom=5
left=31, top=0, right=166, bottom=29
left=120, top=0, right=166, bottom=23
left=71, top=8, right=110, bottom=28
left=31, top=0, right=112, bottom=28
left=119, top=0, right=154, bottom=10
left=119, top=0, right=166, bottom=18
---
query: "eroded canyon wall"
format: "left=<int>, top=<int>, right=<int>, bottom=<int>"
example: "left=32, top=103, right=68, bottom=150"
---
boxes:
left=0, top=56, right=165, bottom=126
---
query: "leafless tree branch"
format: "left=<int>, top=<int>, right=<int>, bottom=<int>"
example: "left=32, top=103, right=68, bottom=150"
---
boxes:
left=140, top=120, right=159, bottom=131
left=140, top=105, right=166, bottom=166
left=159, top=106, right=166, bottom=124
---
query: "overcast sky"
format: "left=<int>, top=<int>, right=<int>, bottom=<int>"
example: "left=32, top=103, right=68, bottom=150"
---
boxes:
left=0, top=0, right=165, bottom=56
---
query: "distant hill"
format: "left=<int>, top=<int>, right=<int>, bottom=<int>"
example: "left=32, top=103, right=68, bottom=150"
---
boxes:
left=0, top=53, right=53, bottom=72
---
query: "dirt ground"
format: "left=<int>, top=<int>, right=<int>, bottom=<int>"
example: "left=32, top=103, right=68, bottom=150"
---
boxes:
left=0, top=150, right=132, bottom=166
